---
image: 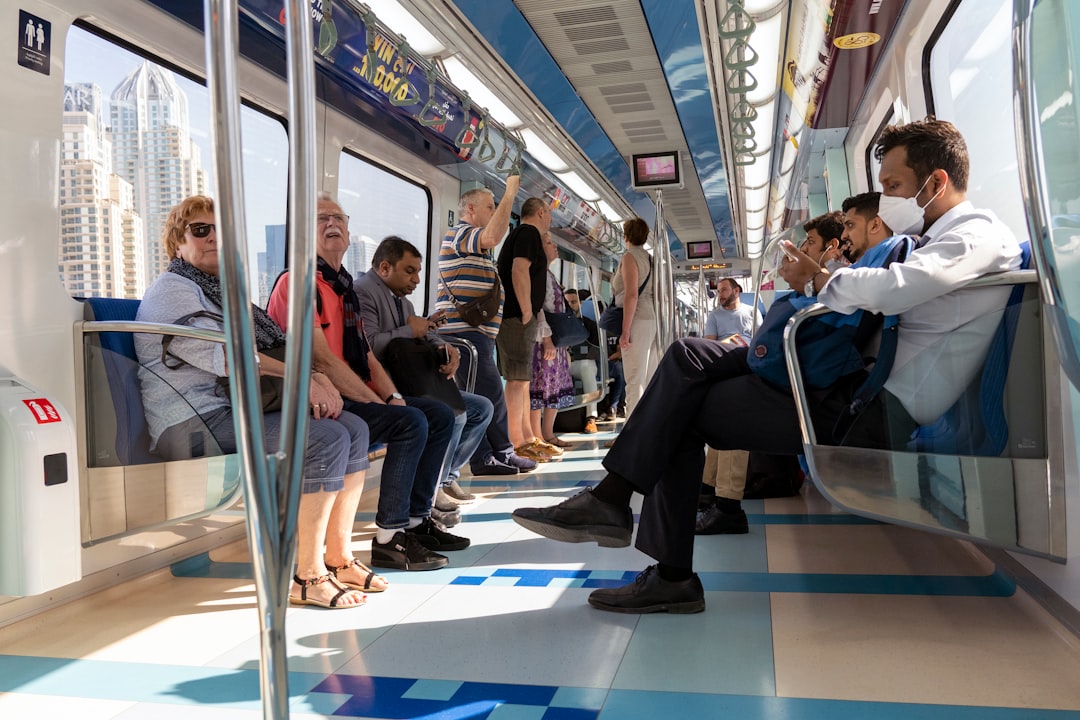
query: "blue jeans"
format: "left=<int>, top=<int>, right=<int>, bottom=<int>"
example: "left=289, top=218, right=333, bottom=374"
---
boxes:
left=343, top=396, right=454, bottom=529
left=443, top=391, right=494, bottom=484
left=448, top=329, right=512, bottom=469
left=166, top=407, right=370, bottom=494
left=608, top=359, right=626, bottom=409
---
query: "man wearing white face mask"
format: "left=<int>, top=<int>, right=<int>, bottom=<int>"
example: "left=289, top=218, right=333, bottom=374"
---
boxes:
left=782, top=117, right=1023, bottom=425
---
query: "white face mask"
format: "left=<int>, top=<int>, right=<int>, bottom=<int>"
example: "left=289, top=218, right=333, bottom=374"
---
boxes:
left=878, top=174, right=943, bottom=235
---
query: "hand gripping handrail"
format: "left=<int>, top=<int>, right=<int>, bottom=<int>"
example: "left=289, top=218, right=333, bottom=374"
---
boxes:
left=203, top=1, right=317, bottom=718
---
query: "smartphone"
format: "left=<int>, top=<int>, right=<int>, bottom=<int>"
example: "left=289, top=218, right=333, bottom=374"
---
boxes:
left=780, top=240, right=799, bottom=261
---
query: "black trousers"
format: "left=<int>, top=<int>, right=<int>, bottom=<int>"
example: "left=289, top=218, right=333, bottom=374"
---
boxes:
left=603, top=338, right=913, bottom=569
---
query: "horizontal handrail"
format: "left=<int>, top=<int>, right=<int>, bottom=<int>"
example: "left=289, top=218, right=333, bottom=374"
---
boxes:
left=81, top=320, right=226, bottom=345
left=784, top=269, right=1040, bottom=447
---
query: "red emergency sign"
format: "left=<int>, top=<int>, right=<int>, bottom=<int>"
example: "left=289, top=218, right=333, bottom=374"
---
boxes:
left=22, top=398, right=61, bottom=424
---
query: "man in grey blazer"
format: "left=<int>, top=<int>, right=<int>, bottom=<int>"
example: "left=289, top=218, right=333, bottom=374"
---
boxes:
left=356, top=235, right=496, bottom=508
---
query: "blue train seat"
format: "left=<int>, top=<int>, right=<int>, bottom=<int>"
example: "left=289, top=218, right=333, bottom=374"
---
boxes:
left=82, top=297, right=157, bottom=466
left=907, top=242, right=1033, bottom=456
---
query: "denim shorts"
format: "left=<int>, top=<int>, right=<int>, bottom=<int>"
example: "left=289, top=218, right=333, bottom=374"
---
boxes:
left=157, top=406, right=369, bottom=494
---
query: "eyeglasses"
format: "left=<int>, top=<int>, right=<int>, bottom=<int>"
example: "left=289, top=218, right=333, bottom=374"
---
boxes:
left=187, top=223, right=215, bottom=238
left=317, top=213, right=349, bottom=225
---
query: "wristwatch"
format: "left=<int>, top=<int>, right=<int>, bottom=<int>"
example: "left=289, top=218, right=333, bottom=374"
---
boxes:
left=385, top=392, right=403, bottom=403
left=804, top=271, right=821, bottom=297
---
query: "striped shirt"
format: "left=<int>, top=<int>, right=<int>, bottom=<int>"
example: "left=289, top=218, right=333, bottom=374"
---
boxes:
left=436, top=222, right=504, bottom=338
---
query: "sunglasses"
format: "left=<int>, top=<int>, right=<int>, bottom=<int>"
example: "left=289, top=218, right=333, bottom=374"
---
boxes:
left=187, top=223, right=215, bottom=239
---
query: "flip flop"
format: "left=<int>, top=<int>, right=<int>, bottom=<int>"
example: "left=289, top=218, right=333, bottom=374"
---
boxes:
left=290, top=573, right=365, bottom=609
left=327, top=558, right=389, bottom=593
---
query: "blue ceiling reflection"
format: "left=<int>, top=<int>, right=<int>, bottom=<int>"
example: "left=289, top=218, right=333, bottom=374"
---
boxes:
left=640, top=0, right=734, bottom=255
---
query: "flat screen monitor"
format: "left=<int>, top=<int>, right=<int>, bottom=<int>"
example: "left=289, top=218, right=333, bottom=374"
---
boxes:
left=685, top=241, right=713, bottom=259
left=631, top=151, right=683, bottom=191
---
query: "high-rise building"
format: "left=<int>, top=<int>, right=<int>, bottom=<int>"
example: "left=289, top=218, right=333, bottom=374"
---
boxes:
left=258, top=224, right=287, bottom=305
left=59, top=82, right=145, bottom=298
left=110, top=62, right=207, bottom=281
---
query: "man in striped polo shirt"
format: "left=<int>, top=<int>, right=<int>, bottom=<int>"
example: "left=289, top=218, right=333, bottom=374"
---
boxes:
left=437, top=176, right=537, bottom=475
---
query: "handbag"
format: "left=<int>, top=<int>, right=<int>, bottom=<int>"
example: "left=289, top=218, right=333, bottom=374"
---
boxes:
left=161, top=310, right=286, bottom=412
left=599, top=257, right=652, bottom=335
left=439, top=265, right=502, bottom=327
left=382, top=337, right=466, bottom=414
left=546, top=309, right=589, bottom=347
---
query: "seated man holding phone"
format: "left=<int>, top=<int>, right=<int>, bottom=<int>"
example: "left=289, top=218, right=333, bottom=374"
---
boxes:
left=355, top=235, right=494, bottom=508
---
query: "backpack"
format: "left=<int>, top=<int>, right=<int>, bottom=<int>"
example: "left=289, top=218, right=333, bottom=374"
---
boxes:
left=746, top=235, right=915, bottom=391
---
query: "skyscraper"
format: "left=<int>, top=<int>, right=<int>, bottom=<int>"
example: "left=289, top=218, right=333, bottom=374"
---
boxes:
left=110, top=62, right=207, bottom=281
left=59, top=82, right=145, bottom=298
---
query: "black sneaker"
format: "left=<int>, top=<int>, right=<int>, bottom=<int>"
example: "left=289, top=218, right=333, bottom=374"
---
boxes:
left=472, top=456, right=519, bottom=476
left=694, top=504, right=749, bottom=535
left=406, top=516, right=471, bottom=551
left=371, top=531, right=449, bottom=571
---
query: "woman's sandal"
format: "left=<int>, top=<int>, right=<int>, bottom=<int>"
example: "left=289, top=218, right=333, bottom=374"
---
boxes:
left=543, top=436, right=571, bottom=448
left=327, top=558, right=389, bottom=593
left=290, top=573, right=365, bottom=609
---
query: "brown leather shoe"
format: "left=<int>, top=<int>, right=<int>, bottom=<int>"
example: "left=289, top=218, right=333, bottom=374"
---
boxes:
left=583, top=417, right=598, bottom=434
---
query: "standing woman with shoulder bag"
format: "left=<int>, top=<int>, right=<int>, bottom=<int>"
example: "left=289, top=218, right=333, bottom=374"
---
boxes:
left=611, top=217, right=656, bottom=417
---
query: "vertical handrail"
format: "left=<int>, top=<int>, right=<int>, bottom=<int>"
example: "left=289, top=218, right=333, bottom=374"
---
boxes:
left=203, top=1, right=317, bottom=718
left=652, top=189, right=676, bottom=350
left=1012, top=0, right=1060, bottom=307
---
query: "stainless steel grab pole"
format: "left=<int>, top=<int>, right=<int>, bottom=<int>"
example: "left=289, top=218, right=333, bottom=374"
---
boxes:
left=203, top=1, right=317, bottom=717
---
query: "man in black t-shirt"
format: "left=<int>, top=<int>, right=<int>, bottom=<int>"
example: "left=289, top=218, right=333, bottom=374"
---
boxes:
left=496, top=197, right=551, bottom=458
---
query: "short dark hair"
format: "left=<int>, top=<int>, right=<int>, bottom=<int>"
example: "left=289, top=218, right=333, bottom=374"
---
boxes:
left=720, top=278, right=742, bottom=293
left=372, top=235, right=422, bottom=268
left=521, top=197, right=547, bottom=219
left=803, top=211, right=844, bottom=243
left=841, top=191, right=881, bottom=221
left=564, top=288, right=579, bottom=297
left=874, top=117, right=969, bottom=192
left=623, top=217, right=649, bottom=246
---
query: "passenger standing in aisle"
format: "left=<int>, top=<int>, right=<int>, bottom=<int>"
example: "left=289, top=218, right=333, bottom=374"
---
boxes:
left=612, top=217, right=656, bottom=417
left=436, top=176, right=538, bottom=476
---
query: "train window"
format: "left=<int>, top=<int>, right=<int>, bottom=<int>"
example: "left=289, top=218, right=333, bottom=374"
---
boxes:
left=62, top=25, right=287, bottom=304
left=926, top=0, right=1028, bottom=239
left=337, top=151, right=432, bottom=312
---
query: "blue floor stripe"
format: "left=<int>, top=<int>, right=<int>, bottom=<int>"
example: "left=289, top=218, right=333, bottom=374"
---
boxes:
left=448, top=567, right=1015, bottom=597
left=3, top=654, right=1074, bottom=719
left=172, top=555, right=1014, bottom=597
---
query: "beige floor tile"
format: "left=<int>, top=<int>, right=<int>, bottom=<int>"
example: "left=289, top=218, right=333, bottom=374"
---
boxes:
left=772, top=589, right=1080, bottom=709
left=767, top=524, right=995, bottom=576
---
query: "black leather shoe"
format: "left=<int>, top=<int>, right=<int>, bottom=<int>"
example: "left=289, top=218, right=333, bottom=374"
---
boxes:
left=406, top=516, right=471, bottom=551
left=588, top=565, right=705, bottom=614
left=694, top=504, right=749, bottom=535
left=430, top=506, right=461, bottom=528
left=371, top=531, right=448, bottom=571
left=512, top=489, right=632, bottom=547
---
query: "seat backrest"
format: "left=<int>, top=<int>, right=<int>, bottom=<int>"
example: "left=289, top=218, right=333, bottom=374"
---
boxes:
left=908, top=242, right=1033, bottom=456
left=82, top=297, right=156, bottom=466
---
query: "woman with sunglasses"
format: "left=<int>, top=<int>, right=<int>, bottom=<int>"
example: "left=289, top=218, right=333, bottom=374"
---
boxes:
left=135, top=195, right=387, bottom=609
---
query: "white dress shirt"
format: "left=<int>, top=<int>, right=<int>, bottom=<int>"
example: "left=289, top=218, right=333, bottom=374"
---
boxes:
left=817, top=201, right=1023, bottom=424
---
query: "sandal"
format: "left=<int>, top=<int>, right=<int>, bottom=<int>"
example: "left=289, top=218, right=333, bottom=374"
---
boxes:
left=543, top=436, right=571, bottom=448
left=290, top=573, right=365, bottom=609
left=327, top=557, right=389, bottom=593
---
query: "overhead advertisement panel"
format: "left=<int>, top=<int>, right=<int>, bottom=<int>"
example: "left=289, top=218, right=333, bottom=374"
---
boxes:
left=242, top=0, right=517, bottom=165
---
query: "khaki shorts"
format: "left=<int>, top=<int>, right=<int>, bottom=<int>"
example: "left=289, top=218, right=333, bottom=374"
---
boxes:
left=496, top=316, right=536, bottom=381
